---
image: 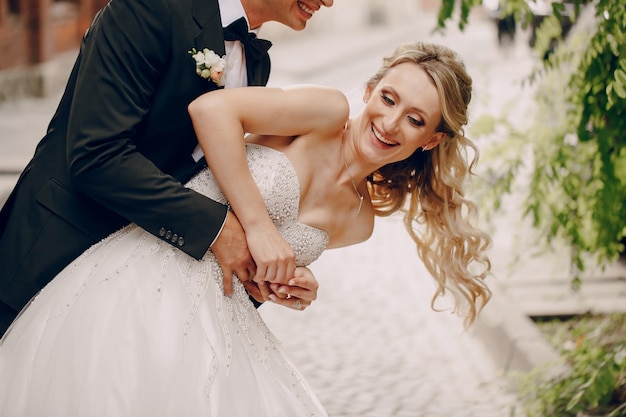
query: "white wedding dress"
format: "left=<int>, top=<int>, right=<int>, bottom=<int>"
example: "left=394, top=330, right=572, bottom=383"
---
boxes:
left=0, top=144, right=329, bottom=417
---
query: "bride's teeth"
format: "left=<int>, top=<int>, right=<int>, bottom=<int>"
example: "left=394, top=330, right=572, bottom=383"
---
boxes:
left=373, top=126, right=395, bottom=145
left=298, top=2, right=315, bottom=14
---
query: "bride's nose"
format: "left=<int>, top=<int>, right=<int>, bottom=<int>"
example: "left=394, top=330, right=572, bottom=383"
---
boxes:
left=320, top=0, right=333, bottom=7
left=383, top=110, right=402, bottom=133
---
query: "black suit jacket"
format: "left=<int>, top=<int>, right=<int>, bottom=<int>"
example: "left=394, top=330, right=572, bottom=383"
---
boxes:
left=0, top=0, right=271, bottom=313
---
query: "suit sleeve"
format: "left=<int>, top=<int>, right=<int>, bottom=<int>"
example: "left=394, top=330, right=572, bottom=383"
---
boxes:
left=66, top=0, right=225, bottom=260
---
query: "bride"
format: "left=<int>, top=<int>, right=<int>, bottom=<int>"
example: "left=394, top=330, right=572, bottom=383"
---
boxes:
left=0, top=42, right=491, bottom=416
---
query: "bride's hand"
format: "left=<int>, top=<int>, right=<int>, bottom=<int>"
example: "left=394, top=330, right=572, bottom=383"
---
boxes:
left=268, top=266, right=318, bottom=310
left=246, top=224, right=296, bottom=285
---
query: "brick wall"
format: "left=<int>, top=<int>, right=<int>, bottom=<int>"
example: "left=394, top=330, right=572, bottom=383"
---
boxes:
left=0, top=0, right=30, bottom=70
left=0, top=0, right=107, bottom=101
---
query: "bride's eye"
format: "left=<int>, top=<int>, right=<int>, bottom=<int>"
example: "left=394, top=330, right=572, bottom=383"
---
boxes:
left=380, top=93, right=395, bottom=106
left=408, top=116, right=424, bottom=127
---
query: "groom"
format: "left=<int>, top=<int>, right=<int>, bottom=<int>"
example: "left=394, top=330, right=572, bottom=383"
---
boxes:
left=0, top=0, right=333, bottom=336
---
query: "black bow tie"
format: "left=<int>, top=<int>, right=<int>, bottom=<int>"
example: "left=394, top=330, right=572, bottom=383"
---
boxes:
left=223, top=17, right=272, bottom=66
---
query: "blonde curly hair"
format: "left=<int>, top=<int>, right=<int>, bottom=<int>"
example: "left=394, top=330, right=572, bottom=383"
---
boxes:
left=366, top=42, right=491, bottom=327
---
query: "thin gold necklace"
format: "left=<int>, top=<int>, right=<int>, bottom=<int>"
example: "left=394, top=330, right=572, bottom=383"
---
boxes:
left=341, top=136, right=364, bottom=216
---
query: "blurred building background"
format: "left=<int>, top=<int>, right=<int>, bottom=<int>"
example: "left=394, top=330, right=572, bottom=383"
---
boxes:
left=0, top=0, right=108, bottom=100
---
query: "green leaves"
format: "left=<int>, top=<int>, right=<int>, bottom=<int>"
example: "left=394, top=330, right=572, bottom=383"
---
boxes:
left=612, top=67, right=626, bottom=99
left=516, top=314, right=626, bottom=416
left=437, top=0, right=482, bottom=30
left=451, top=0, right=626, bottom=276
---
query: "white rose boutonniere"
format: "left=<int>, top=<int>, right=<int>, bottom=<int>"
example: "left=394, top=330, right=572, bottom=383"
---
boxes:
left=189, top=48, right=226, bottom=86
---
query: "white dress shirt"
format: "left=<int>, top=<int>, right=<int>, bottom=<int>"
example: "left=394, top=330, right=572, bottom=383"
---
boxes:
left=191, top=0, right=260, bottom=162
left=219, top=0, right=249, bottom=89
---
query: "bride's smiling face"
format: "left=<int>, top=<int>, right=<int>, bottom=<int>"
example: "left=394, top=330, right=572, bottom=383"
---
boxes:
left=359, top=62, right=445, bottom=166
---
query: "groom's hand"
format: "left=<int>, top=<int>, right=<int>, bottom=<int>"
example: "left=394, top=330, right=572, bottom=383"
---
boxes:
left=241, top=280, right=271, bottom=304
left=211, top=211, right=256, bottom=296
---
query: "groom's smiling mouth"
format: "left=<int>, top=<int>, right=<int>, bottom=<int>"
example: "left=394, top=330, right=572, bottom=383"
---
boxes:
left=297, top=1, right=316, bottom=16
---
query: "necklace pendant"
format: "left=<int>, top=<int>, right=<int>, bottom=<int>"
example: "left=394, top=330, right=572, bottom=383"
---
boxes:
left=342, top=134, right=364, bottom=217
left=356, top=195, right=364, bottom=216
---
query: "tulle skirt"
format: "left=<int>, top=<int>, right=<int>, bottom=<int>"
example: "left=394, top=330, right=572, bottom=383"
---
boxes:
left=0, top=225, right=327, bottom=417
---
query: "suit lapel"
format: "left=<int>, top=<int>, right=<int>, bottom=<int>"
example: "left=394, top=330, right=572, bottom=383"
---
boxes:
left=192, top=0, right=226, bottom=56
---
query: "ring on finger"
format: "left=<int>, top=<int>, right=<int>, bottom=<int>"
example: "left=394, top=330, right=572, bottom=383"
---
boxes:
left=295, top=299, right=302, bottom=310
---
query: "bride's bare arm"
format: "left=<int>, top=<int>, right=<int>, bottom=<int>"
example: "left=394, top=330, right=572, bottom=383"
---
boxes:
left=188, top=86, right=347, bottom=285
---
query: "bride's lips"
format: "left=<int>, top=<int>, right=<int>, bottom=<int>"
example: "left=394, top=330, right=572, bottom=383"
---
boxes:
left=371, top=123, right=399, bottom=147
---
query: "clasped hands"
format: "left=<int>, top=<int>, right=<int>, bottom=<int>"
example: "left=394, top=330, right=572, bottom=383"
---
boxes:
left=210, top=211, right=317, bottom=310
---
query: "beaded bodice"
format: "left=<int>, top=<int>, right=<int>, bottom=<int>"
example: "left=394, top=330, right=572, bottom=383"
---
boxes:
left=185, top=144, right=329, bottom=266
